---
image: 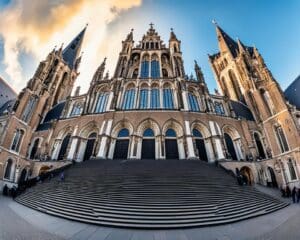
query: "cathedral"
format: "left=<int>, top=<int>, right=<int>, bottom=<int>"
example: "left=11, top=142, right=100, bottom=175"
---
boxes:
left=0, top=23, right=299, bottom=191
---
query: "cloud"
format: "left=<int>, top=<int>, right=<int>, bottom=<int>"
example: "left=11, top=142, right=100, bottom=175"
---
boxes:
left=0, top=0, right=142, bottom=92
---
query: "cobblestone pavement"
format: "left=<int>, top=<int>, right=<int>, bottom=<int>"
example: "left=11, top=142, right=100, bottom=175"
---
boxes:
left=1, top=188, right=300, bottom=240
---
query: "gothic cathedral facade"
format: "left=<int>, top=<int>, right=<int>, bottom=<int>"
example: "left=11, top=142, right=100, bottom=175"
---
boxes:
left=0, top=24, right=299, bottom=190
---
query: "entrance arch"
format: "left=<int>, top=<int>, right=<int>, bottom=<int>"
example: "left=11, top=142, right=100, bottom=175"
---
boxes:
left=192, top=129, right=208, bottom=161
left=113, top=128, right=130, bottom=159
left=83, top=132, right=97, bottom=161
left=224, top=133, right=238, bottom=160
left=141, top=128, right=155, bottom=159
left=268, top=166, right=278, bottom=188
left=254, top=132, right=266, bottom=159
left=240, top=166, right=254, bottom=185
left=57, top=134, right=71, bottom=160
left=165, top=129, right=179, bottom=159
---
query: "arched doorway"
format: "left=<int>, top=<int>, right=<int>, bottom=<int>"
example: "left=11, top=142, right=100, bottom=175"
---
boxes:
left=4, top=159, right=13, bottom=180
left=224, top=133, right=238, bottom=160
left=192, top=129, right=208, bottom=161
left=240, top=166, right=254, bottom=185
left=268, top=167, right=278, bottom=188
left=113, top=128, right=130, bottom=159
left=57, top=134, right=71, bottom=160
left=30, top=138, right=40, bottom=159
left=165, top=129, right=179, bottom=159
left=83, top=132, right=97, bottom=161
left=141, top=128, right=155, bottom=159
left=19, top=169, right=27, bottom=184
left=254, top=132, right=266, bottom=159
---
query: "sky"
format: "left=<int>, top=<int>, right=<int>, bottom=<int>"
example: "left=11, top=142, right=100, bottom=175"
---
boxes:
left=0, top=0, right=299, bottom=94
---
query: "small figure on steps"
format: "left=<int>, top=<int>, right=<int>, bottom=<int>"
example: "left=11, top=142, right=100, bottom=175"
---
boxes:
left=60, top=171, right=65, bottom=182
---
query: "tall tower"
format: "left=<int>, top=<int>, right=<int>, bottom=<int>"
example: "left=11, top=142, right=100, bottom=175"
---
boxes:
left=169, top=28, right=185, bottom=78
left=13, top=26, right=86, bottom=129
left=114, top=29, right=134, bottom=78
left=209, top=23, right=300, bottom=159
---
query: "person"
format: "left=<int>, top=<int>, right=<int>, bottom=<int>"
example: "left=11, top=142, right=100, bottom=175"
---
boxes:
left=291, top=187, right=296, bottom=203
left=280, top=186, right=286, bottom=197
left=297, top=188, right=300, bottom=203
left=286, top=186, right=291, bottom=198
left=60, top=171, right=65, bottom=181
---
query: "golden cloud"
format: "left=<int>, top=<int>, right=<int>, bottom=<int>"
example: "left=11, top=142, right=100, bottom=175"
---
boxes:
left=0, top=0, right=142, bottom=91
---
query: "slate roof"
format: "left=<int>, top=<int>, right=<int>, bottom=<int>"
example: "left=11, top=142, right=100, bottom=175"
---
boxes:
left=284, top=75, right=300, bottom=109
left=36, top=101, right=66, bottom=131
left=0, top=99, right=16, bottom=116
left=230, top=100, right=255, bottom=121
left=62, top=27, right=86, bottom=69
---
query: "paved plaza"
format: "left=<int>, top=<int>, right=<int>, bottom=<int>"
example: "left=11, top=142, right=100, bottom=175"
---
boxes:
left=1, top=187, right=300, bottom=240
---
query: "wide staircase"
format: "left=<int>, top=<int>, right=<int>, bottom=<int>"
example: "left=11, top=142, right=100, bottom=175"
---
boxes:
left=15, top=159, right=288, bottom=228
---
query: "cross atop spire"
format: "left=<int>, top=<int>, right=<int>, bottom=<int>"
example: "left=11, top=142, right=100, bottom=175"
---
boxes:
left=149, top=22, right=154, bottom=29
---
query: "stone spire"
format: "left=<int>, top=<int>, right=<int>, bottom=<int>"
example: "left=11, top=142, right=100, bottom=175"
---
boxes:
left=91, top=57, right=106, bottom=84
left=169, top=28, right=178, bottom=41
left=125, top=28, right=134, bottom=41
left=62, top=25, right=87, bottom=69
left=214, top=22, right=238, bottom=57
left=194, top=60, right=205, bottom=83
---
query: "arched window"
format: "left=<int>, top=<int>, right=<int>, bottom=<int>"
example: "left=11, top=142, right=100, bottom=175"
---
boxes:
left=214, top=102, right=225, bottom=115
left=70, top=103, right=82, bottom=116
left=141, top=55, right=149, bottom=78
left=143, top=128, right=154, bottom=137
left=260, top=89, right=275, bottom=115
left=139, top=86, right=149, bottom=109
left=228, top=70, right=243, bottom=102
left=274, top=125, right=289, bottom=153
left=150, top=87, right=160, bottom=109
left=287, top=159, right=297, bottom=180
left=11, top=129, right=24, bottom=152
left=4, top=159, right=13, bottom=180
left=21, top=96, right=36, bottom=122
left=151, top=55, right=160, bottom=78
left=163, top=86, right=174, bottom=109
left=118, top=128, right=129, bottom=137
left=253, top=132, right=266, bottom=159
left=166, top=129, right=176, bottom=137
left=188, top=92, right=200, bottom=112
left=94, top=92, right=109, bottom=113
left=122, top=87, right=136, bottom=110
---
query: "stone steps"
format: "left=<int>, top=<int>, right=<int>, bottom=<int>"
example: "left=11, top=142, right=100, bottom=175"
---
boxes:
left=15, top=159, right=288, bottom=228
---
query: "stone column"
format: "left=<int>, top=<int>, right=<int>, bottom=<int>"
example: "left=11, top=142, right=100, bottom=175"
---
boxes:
left=184, top=121, right=196, bottom=159
left=77, top=139, right=87, bottom=162
left=106, top=92, right=114, bottom=111
left=97, top=119, right=113, bottom=158
left=182, top=91, right=189, bottom=110
left=178, top=138, right=186, bottom=159
left=173, top=89, right=179, bottom=109
left=67, top=138, right=78, bottom=160
left=51, top=140, right=62, bottom=160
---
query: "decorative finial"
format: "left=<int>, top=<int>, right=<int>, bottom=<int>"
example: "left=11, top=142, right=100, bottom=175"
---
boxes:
left=212, top=19, right=218, bottom=25
left=171, top=28, right=174, bottom=32
left=85, top=23, right=89, bottom=27
left=131, top=28, right=134, bottom=32
left=149, top=22, right=154, bottom=29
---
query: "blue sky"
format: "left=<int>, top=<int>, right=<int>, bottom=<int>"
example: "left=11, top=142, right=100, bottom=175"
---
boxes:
left=0, top=0, right=299, bottom=93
